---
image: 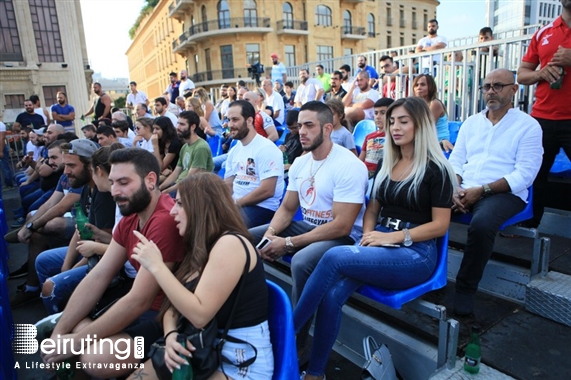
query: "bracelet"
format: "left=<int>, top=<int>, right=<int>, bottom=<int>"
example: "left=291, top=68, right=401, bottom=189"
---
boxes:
left=267, top=226, right=277, bottom=235
left=164, top=329, right=178, bottom=341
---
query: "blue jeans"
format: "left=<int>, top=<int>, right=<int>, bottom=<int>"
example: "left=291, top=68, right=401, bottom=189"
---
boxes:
left=293, top=227, right=437, bottom=376
left=1, top=144, right=13, bottom=187
left=455, top=193, right=525, bottom=296
left=27, top=189, right=54, bottom=213
left=249, top=221, right=355, bottom=304
left=241, top=205, right=275, bottom=228
left=213, top=153, right=228, bottom=172
left=36, top=247, right=88, bottom=313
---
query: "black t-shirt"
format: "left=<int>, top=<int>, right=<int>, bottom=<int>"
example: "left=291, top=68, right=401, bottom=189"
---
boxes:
left=40, top=167, right=63, bottom=192
left=79, top=185, right=116, bottom=229
left=166, top=138, right=183, bottom=171
left=375, top=161, right=453, bottom=225
left=16, top=112, right=44, bottom=129
left=284, top=133, right=303, bottom=165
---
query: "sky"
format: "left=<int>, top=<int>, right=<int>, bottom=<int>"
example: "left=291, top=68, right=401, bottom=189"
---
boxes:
left=80, top=0, right=487, bottom=79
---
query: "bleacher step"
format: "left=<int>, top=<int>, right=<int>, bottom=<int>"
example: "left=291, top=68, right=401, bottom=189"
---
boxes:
left=430, top=360, right=516, bottom=380
left=526, top=271, right=571, bottom=327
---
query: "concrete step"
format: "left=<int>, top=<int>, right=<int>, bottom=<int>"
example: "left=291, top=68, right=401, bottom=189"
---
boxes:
left=526, top=271, right=571, bottom=327
left=430, top=359, right=516, bottom=379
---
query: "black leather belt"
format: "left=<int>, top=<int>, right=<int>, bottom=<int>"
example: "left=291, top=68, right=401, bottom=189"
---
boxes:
left=379, top=217, right=418, bottom=231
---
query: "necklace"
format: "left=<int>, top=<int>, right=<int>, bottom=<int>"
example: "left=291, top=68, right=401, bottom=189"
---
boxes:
left=309, top=144, right=334, bottom=188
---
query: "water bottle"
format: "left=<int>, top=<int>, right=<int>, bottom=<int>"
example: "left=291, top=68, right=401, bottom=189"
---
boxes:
left=464, top=325, right=481, bottom=374
left=74, top=202, right=92, bottom=240
left=550, top=66, right=565, bottom=90
left=172, top=334, right=194, bottom=380
left=55, top=360, right=75, bottom=380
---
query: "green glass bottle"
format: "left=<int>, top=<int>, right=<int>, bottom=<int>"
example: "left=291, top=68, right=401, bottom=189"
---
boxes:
left=283, top=150, right=289, bottom=165
left=55, top=359, right=75, bottom=380
left=550, top=67, right=565, bottom=90
left=172, top=334, right=194, bottom=380
left=74, top=201, right=92, bottom=240
left=464, top=325, right=481, bottom=374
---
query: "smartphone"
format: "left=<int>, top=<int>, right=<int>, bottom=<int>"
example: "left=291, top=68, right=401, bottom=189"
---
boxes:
left=256, top=236, right=272, bottom=250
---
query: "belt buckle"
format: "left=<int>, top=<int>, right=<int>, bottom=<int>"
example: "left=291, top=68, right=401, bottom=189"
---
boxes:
left=386, top=217, right=401, bottom=230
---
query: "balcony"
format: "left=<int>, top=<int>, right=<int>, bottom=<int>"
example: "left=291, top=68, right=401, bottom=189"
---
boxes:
left=183, top=17, right=272, bottom=43
left=276, top=20, right=309, bottom=35
left=168, top=0, right=193, bottom=21
left=191, top=68, right=251, bottom=86
left=172, top=30, right=196, bottom=55
left=341, top=26, right=366, bottom=40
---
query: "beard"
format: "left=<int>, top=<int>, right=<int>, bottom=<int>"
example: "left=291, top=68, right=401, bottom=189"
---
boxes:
left=231, top=120, right=249, bottom=140
left=58, top=99, right=65, bottom=105
left=68, top=165, right=91, bottom=188
left=177, top=127, right=191, bottom=140
left=302, top=128, right=324, bottom=152
left=301, top=76, right=308, bottom=84
left=428, top=29, right=437, bottom=36
left=114, top=183, right=152, bottom=216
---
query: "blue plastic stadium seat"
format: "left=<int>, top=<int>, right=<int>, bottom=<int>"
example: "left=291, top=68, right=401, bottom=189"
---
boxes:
left=266, top=280, right=299, bottom=380
left=447, top=121, right=462, bottom=145
left=550, top=148, right=571, bottom=178
left=357, top=233, right=449, bottom=309
left=276, top=127, right=290, bottom=146
left=353, top=120, right=376, bottom=155
left=207, top=135, right=223, bottom=157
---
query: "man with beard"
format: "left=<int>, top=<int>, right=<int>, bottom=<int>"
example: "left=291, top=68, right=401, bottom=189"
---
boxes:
left=355, top=55, right=379, bottom=89
left=42, top=149, right=183, bottom=378
left=271, top=52, right=287, bottom=84
left=154, top=96, right=178, bottom=126
left=50, top=92, right=76, bottom=133
left=164, top=71, right=181, bottom=104
left=224, top=100, right=284, bottom=227
left=13, top=99, right=45, bottom=130
left=178, top=69, right=195, bottom=97
left=9, top=139, right=92, bottom=306
left=244, top=90, right=279, bottom=141
left=83, top=82, right=112, bottom=123
left=325, top=71, right=348, bottom=101
left=338, top=64, right=353, bottom=91
left=35, top=141, right=117, bottom=313
left=416, top=19, right=448, bottom=75
left=159, top=110, right=213, bottom=194
left=250, top=101, right=367, bottom=358
left=214, top=84, right=229, bottom=117
left=343, top=71, right=380, bottom=126
left=448, top=69, right=543, bottom=316
left=294, top=69, right=325, bottom=108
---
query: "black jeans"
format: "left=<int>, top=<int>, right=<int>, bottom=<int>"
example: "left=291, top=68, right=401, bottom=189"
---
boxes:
left=532, top=118, right=571, bottom=226
left=455, top=193, right=525, bottom=296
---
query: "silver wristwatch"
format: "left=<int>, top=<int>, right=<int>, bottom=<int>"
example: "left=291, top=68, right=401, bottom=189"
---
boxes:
left=285, top=236, right=295, bottom=252
left=402, top=228, right=413, bottom=247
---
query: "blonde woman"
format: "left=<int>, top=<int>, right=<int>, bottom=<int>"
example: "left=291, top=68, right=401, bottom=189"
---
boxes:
left=193, top=87, right=224, bottom=136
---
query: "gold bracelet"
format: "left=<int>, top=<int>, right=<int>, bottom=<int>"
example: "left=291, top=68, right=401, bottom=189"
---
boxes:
left=267, top=226, right=277, bottom=235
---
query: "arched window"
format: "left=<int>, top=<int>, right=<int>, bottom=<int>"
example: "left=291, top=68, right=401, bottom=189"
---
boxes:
left=368, top=13, right=375, bottom=37
left=244, top=0, right=258, bottom=27
left=315, top=5, right=332, bottom=27
left=343, top=10, right=352, bottom=34
left=283, top=2, right=293, bottom=29
left=217, top=0, right=230, bottom=29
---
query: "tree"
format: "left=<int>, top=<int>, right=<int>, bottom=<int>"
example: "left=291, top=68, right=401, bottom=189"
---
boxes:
left=114, top=96, right=126, bottom=109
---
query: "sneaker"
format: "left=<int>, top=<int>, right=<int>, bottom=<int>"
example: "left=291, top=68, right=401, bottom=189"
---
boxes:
left=10, top=217, right=25, bottom=228
left=10, top=289, right=40, bottom=308
left=453, top=292, right=474, bottom=317
left=35, top=312, right=63, bottom=341
left=4, top=228, right=22, bottom=244
left=300, top=371, right=325, bottom=380
left=8, top=263, right=28, bottom=279
left=16, top=282, right=26, bottom=292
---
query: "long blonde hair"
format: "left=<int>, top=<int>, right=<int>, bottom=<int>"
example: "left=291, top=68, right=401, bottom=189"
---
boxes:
left=372, top=97, right=456, bottom=203
left=186, top=97, right=205, bottom=117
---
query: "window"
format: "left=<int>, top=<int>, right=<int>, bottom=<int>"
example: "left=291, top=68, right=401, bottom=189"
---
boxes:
left=412, top=11, right=417, bottom=29
left=29, top=0, right=64, bottom=62
left=423, top=11, right=428, bottom=28
left=244, top=0, right=258, bottom=27
left=205, top=48, right=212, bottom=80
left=217, top=0, right=230, bottom=29
left=283, top=2, right=293, bottom=28
left=285, top=45, right=296, bottom=67
left=220, top=45, right=234, bottom=79
left=344, top=48, right=352, bottom=56
left=367, top=14, right=375, bottom=37
left=43, top=85, right=66, bottom=107
left=315, top=5, right=332, bottom=26
left=386, top=7, right=392, bottom=26
left=399, top=9, right=405, bottom=28
left=0, top=0, right=23, bottom=61
left=201, top=5, right=208, bottom=31
left=386, top=35, right=392, bottom=48
left=4, top=94, right=25, bottom=109
left=246, top=43, right=260, bottom=65
left=343, top=10, right=352, bottom=34
left=316, top=45, right=333, bottom=62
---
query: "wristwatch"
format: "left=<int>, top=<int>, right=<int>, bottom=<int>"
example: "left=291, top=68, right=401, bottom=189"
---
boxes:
left=482, top=184, right=493, bottom=197
left=26, top=222, right=37, bottom=232
left=402, top=228, right=413, bottom=247
left=285, top=236, right=295, bottom=252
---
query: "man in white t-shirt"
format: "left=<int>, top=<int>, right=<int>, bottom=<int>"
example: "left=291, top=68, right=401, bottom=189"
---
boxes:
left=250, top=101, right=368, bottom=349
left=126, top=81, right=149, bottom=116
left=224, top=100, right=284, bottom=228
left=343, top=71, right=380, bottom=126
left=154, top=97, right=178, bottom=127
left=270, top=53, right=287, bottom=84
left=178, top=70, right=195, bottom=97
left=416, top=19, right=448, bottom=74
left=294, top=69, right=325, bottom=107
left=262, top=78, right=285, bottom=126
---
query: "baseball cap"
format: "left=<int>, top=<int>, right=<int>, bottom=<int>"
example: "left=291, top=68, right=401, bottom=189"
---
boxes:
left=270, top=53, right=278, bottom=59
left=66, top=139, right=100, bottom=158
left=32, top=128, right=45, bottom=136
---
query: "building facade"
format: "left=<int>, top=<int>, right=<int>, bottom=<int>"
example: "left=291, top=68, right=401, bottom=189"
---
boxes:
left=485, top=0, right=561, bottom=33
left=0, top=0, right=92, bottom=128
left=127, top=0, right=438, bottom=95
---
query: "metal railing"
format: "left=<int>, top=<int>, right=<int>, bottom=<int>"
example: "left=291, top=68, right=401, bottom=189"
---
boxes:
left=187, top=17, right=271, bottom=37
left=342, top=26, right=366, bottom=36
left=191, top=68, right=251, bottom=83
left=276, top=19, right=308, bottom=31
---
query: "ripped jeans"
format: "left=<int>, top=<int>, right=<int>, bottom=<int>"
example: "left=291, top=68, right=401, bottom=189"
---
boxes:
left=35, top=247, right=87, bottom=314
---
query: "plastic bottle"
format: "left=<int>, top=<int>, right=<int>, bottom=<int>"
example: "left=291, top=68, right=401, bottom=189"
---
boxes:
left=74, top=201, right=92, bottom=240
left=55, top=360, right=74, bottom=380
left=172, top=334, right=194, bottom=380
left=550, top=66, right=565, bottom=90
left=464, top=325, right=481, bottom=374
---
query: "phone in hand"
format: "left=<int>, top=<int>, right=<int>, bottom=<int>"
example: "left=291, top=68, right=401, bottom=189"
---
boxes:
left=256, top=236, right=272, bottom=250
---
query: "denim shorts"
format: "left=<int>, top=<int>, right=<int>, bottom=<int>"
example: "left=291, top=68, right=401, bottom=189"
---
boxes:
left=216, top=321, right=274, bottom=379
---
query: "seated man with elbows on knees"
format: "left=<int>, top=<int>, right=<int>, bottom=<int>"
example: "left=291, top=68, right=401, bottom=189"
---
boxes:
left=224, top=100, right=284, bottom=228
left=250, top=101, right=368, bottom=357
left=343, top=71, right=380, bottom=127
left=448, top=68, right=543, bottom=317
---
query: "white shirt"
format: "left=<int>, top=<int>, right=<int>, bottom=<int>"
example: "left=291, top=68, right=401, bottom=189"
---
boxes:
left=294, top=79, right=324, bottom=105
left=126, top=91, right=148, bottom=108
left=266, top=91, right=285, bottom=125
left=449, top=108, right=543, bottom=202
left=162, top=111, right=179, bottom=127
left=351, top=88, right=380, bottom=120
left=417, top=35, right=448, bottom=67
left=138, top=137, right=154, bottom=153
left=34, top=107, right=47, bottom=124
left=179, top=79, right=195, bottom=96
left=287, top=143, right=368, bottom=241
left=224, top=134, right=284, bottom=211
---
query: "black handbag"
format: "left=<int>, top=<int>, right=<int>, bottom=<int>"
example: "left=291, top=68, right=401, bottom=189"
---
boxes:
left=150, top=233, right=257, bottom=380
